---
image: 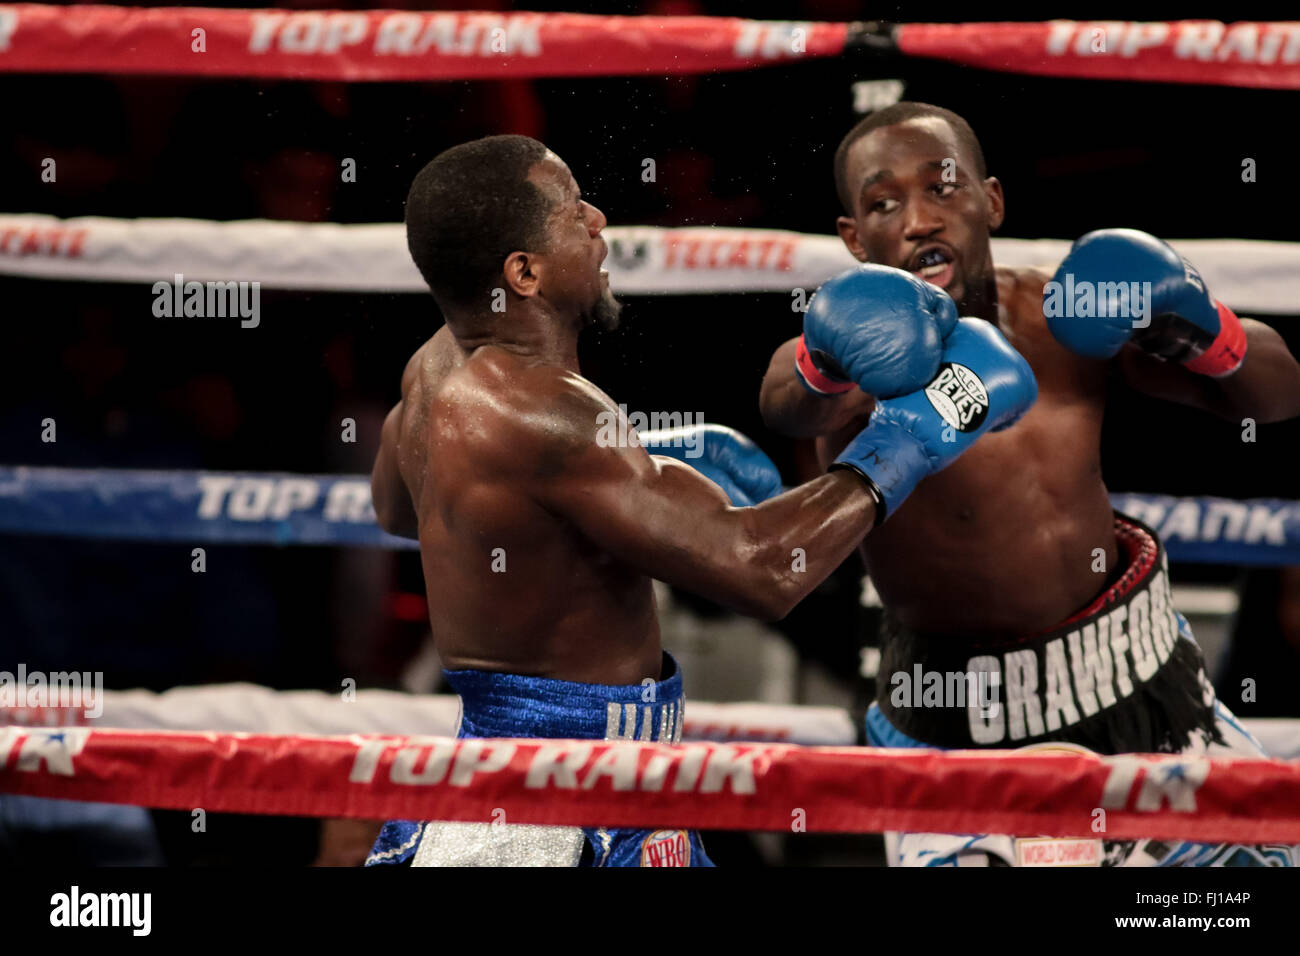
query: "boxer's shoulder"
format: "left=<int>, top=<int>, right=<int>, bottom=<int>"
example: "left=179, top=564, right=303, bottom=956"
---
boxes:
left=435, top=349, right=619, bottom=477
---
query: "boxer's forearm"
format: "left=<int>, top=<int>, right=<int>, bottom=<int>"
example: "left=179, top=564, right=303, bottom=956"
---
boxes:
left=557, top=456, right=875, bottom=622
left=760, top=338, right=873, bottom=437
left=1121, top=320, right=1300, bottom=423
left=1206, top=320, right=1300, bottom=422
left=736, top=470, right=877, bottom=618
left=648, top=470, right=877, bottom=622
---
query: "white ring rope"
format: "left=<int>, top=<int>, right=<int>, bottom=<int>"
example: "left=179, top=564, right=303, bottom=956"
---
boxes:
left=1, top=215, right=1297, bottom=314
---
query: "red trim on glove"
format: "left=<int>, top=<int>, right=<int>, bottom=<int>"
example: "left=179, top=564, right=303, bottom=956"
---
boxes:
left=1184, top=301, right=1248, bottom=378
left=794, top=335, right=854, bottom=396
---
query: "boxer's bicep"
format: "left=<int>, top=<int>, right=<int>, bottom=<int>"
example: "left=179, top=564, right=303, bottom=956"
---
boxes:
left=548, top=443, right=877, bottom=622
left=526, top=410, right=781, bottom=618
left=549, top=438, right=736, bottom=573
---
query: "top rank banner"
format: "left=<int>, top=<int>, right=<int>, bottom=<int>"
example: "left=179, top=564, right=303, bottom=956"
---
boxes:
left=0, top=10, right=1297, bottom=89
left=895, top=21, right=1300, bottom=90
left=5, top=726, right=1300, bottom=843
left=0, top=6, right=848, bottom=80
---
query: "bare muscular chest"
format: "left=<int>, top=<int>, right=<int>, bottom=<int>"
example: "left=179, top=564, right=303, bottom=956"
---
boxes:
left=907, top=294, right=1108, bottom=518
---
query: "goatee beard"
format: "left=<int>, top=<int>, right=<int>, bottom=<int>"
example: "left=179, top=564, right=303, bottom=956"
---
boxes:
left=586, top=288, right=623, bottom=332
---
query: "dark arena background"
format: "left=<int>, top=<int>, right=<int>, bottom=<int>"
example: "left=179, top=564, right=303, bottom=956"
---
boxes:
left=1, top=1, right=1299, bottom=891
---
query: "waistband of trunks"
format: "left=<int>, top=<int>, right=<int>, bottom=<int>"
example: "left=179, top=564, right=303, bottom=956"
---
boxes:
left=876, top=512, right=1222, bottom=752
left=442, top=651, right=684, bottom=743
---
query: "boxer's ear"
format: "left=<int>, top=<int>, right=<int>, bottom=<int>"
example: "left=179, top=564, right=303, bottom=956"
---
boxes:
left=983, top=177, right=1005, bottom=232
left=502, top=250, right=541, bottom=300
left=836, top=216, right=869, bottom=263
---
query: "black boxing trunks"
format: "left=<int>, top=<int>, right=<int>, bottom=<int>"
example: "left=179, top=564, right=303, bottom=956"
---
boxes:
left=865, top=512, right=1295, bottom=866
left=872, top=512, right=1221, bottom=754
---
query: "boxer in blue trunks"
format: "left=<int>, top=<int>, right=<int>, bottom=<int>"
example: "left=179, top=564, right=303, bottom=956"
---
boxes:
left=366, top=135, right=1036, bottom=866
left=759, top=102, right=1300, bottom=866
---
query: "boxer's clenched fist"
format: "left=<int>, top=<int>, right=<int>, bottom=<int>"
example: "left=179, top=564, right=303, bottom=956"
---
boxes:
left=639, top=423, right=783, bottom=507
left=796, top=263, right=960, bottom=399
left=1046, top=228, right=1247, bottom=377
left=832, top=318, right=1037, bottom=521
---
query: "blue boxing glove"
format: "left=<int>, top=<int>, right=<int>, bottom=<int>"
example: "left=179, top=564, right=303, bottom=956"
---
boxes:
left=796, top=263, right=960, bottom=398
left=832, top=318, right=1037, bottom=521
left=1045, top=228, right=1247, bottom=377
left=639, top=424, right=784, bottom=507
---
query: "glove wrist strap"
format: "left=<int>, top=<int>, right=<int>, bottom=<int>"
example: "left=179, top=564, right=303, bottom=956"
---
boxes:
left=829, top=461, right=887, bottom=529
left=795, top=335, right=855, bottom=396
left=1183, top=301, right=1248, bottom=378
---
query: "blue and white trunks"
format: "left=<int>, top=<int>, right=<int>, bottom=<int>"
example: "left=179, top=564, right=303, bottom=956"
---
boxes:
left=366, top=652, right=712, bottom=867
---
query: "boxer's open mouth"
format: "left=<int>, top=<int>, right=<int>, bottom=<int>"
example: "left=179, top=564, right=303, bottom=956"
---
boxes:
left=908, top=245, right=956, bottom=287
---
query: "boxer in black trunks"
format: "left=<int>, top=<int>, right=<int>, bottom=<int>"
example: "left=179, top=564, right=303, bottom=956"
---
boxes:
left=759, top=102, right=1300, bottom=866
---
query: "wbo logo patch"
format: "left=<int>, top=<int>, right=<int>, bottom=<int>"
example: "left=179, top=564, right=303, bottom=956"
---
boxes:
left=641, top=829, right=691, bottom=867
